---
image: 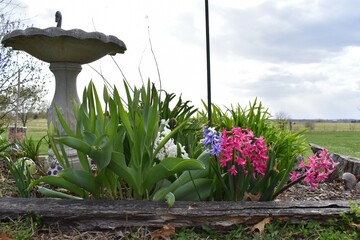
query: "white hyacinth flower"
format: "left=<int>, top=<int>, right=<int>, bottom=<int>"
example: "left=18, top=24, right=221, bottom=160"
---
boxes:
left=154, top=119, right=189, bottom=160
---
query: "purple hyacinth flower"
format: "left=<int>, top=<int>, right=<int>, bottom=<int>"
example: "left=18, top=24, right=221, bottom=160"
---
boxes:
left=201, top=127, right=222, bottom=156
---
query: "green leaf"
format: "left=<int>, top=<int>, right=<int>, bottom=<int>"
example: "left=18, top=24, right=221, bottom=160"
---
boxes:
left=173, top=178, right=212, bottom=201
left=47, top=135, right=69, bottom=168
left=54, top=105, right=75, bottom=137
left=261, top=170, right=282, bottom=201
left=144, top=157, right=205, bottom=192
left=143, top=83, right=159, bottom=145
left=108, top=151, right=139, bottom=195
left=71, top=99, right=80, bottom=122
left=37, top=186, right=83, bottom=200
left=95, top=168, right=116, bottom=199
left=56, top=136, right=92, bottom=154
left=103, top=85, right=110, bottom=103
left=29, top=176, right=88, bottom=198
left=152, top=152, right=211, bottom=201
left=83, top=131, right=96, bottom=145
left=92, top=83, right=105, bottom=129
left=48, top=121, right=55, bottom=137
left=105, top=99, right=119, bottom=141
left=89, top=135, right=113, bottom=170
left=79, top=104, right=91, bottom=132
left=165, top=192, right=175, bottom=208
left=59, top=168, right=100, bottom=198
left=273, top=156, right=296, bottom=197
left=114, top=86, right=135, bottom=142
left=77, top=151, right=92, bottom=173
left=87, top=82, right=97, bottom=133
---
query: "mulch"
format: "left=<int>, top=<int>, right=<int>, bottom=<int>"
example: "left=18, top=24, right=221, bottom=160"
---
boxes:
left=275, top=180, right=360, bottom=201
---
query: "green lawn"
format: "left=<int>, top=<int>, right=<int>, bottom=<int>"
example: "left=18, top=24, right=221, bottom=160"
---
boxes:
left=3, top=118, right=49, bottom=155
left=291, top=121, right=360, bottom=132
left=25, top=118, right=48, bottom=155
left=290, top=121, right=360, bottom=158
left=302, top=131, right=360, bottom=158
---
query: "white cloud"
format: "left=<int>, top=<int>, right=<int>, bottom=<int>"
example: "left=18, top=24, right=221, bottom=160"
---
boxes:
left=7, top=0, right=360, bottom=119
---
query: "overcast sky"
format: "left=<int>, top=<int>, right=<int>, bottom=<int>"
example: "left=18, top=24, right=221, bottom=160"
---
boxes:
left=10, top=0, right=360, bottom=119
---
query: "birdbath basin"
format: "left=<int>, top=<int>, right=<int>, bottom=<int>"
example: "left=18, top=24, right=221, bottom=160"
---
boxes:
left=2, top=26, right=126, bottom=168
left=2, top=27, right=126, bottom=64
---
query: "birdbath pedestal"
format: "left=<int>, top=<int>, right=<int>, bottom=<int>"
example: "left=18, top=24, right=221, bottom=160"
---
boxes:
left=49, top=62, right=81, bottom=128
left=2, top=27, right=126, bottom=168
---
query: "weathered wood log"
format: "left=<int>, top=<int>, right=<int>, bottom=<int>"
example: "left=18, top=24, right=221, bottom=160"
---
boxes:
left=309, top=143, right=324, bottom=154
left=0, top=198, right=357, bottom=231
left=329, top=153, right=360, bottom=180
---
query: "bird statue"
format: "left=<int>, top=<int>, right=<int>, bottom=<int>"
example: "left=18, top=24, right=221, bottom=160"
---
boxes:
left=341, top=172, right=360, bottom=191
left=55, top=11, right=62, bottom=28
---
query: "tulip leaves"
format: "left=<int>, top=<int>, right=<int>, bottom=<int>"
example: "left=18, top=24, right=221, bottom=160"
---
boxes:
left=31, top=80, right=204, bottom=200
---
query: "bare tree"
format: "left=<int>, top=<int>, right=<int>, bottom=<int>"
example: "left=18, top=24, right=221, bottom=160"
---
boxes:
left=5, top=84, right=48, bottom=126
left=275, top=111, right=291, bottom=130
left=0, top=0, right=49, bottom=124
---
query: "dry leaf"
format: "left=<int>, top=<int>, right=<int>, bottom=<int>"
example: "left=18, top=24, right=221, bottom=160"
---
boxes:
left=151, top=224, right=176, bottom=240
left=350, top=222, right=360, bottom=231
left=243, top=192, right=261, bottom=201
left=0, top=232, right=13, bottom=240
left=251, top=217, right=272, bottom=236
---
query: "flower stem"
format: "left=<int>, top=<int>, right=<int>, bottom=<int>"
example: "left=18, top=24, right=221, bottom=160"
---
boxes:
left=272, top=174, right=306, bottom=200
left=233, top=174, right=237, bottom=201
left=232, top=148, right=237, bottom=201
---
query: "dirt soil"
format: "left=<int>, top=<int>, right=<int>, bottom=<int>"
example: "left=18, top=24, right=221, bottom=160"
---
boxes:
left=276, top=180, right=360, bottom=201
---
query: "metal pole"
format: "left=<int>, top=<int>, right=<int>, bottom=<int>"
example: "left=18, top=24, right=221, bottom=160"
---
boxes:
left=205, top=0, right=212, bottom=126
left=15, top=69, right=20, bottom=142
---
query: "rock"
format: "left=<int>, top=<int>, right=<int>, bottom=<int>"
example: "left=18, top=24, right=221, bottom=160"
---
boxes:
left=341, top=172, right=357, bottom=190
left=355, top=182, right=360, bottom=192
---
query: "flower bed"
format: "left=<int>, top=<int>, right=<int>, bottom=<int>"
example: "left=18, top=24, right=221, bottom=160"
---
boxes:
left=1, top=81, right=351, bottom=225
left=1, top=80, right=360, bottom=239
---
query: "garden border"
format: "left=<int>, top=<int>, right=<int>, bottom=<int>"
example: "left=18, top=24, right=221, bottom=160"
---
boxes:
left=0, top=198, right=358, bottom=231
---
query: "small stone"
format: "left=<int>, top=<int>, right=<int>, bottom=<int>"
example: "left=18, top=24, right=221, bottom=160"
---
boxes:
left=355, top=182, right=360, bottom=192
left=341, top=172, right=357, bottom=190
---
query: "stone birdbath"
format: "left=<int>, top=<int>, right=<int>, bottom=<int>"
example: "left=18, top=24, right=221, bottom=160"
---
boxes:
left=1, top=12, right=126, bottom=167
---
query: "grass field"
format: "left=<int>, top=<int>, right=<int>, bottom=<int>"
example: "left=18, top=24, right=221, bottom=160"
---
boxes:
left=291, top=121, right=360, bottom=158
left=6, top=119, right=360, bottom=158
left=25, top=118, right=48, bottom=155
left=302, top=131, right=360, bottom=157
left=4, top=118, right=49, bottom=155
left=291, top=121, right=360, bottom=132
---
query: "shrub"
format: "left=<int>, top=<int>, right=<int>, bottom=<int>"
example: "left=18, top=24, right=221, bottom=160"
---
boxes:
left=305, top=121, right=315, bottom=130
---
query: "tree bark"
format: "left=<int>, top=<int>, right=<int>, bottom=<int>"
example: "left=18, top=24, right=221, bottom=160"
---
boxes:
left=329, top=153, right=360, bottom=181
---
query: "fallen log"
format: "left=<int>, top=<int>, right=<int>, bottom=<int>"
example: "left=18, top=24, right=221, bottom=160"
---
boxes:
left=0, top=198, right=357, bottom=231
